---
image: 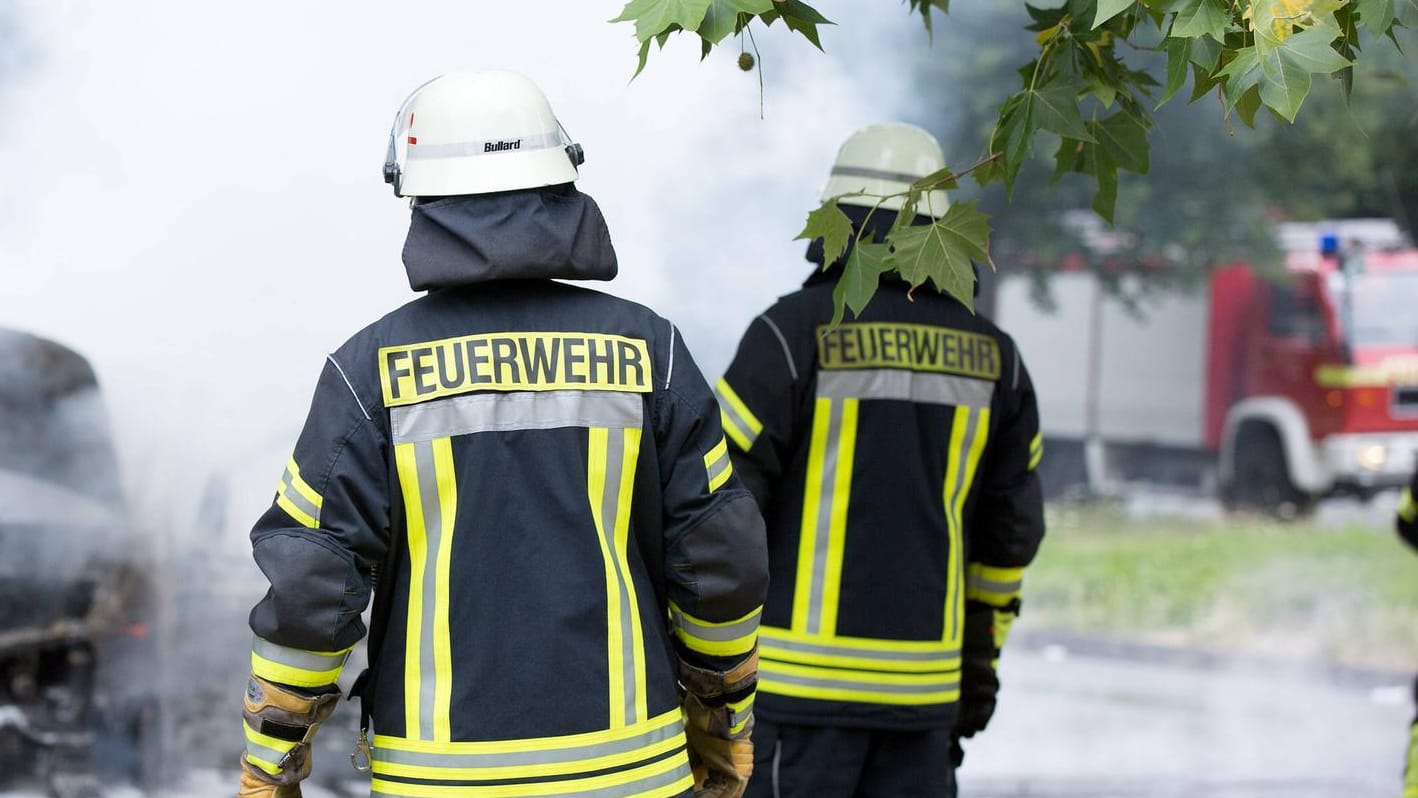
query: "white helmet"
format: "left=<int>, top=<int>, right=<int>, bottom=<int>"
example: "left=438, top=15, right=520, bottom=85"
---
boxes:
left=383, top=71, right=584, bottom=198
left=820, top=123, right=949, bottom=219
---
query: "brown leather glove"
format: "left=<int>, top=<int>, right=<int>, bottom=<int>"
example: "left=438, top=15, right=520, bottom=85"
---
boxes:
left=678, top=649, right=757, bottom=798
left=237, top=675, right=340, bottom=798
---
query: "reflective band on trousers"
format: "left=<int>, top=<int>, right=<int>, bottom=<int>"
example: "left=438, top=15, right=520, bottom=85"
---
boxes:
left=391, top=390, right=643, bottom=444
left=250, top=637, right=351, bottom=689
left=370, top=710, right=692, bottom=797
left=816, top=369, right=995, bottom=408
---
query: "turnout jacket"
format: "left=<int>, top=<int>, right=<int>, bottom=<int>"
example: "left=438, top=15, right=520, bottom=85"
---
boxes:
left=244, top=188, right=768, bottom=798
left=1400, top=467, right=1418, bottom=551
left=718, top=241, right=1044, bottom=731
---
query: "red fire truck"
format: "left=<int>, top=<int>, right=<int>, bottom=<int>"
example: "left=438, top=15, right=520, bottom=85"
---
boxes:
left=991, top=219, right=1418, bottom=517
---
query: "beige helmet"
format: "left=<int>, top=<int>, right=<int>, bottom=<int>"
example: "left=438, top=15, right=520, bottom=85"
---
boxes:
left=382, top=71, right=584, bottom=198
left=820, top=123, right=949, bottom=218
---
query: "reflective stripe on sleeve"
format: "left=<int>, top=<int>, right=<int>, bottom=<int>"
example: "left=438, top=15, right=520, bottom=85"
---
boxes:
left=668, top=602, right=760, bottom=659
left=275, top=457, right=323, bottom=528
left=250, top=637, right=351, bottom=689
left=715, top=379, right=763, bottom=451
left=965, top=563, right=1024, bottom=607
left=703, top=437, right=734, bottom=493
left=1404, top=720, right=1418, bottom=797
left=1400, top=487, right=1417, bottom=525
left=727, top=693, right=755, bottom=736
left=369, top=709, right=693, bottom=796
left=1028, top=432, right=1044, bottom=471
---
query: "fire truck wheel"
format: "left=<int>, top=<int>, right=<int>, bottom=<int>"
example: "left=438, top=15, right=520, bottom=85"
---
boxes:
left=1229, top=422, right=1316, bottom=521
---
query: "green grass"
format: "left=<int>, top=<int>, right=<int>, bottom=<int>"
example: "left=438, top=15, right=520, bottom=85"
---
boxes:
left=1023, top=505, right=1418, bottom=670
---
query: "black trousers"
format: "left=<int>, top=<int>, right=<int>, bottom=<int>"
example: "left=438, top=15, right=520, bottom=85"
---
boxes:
left=743, top=718, right=957, bottom=798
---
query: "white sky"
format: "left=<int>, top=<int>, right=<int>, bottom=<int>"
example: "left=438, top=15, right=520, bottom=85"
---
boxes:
left=0, top=2, right=923, bottom=506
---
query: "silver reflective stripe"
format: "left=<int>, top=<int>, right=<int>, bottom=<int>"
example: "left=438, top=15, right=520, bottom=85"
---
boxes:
left=830, top=165, right=922, bottom=185
left=761, top=668, right=959, bottom=696
left=967, top=573, right=1022, bottom=596
left=373, top=723, right=682, bottom=770
left=599, top=430, right=639, bottom=725
left=392, top=391, right=643, bottom=443
left=672, top=606, right=760, bottom=643
left=406, top=131, right=564, bottom=160
left=371, top=758, right=692, bottom=798
left=252, top=638, right=350, bottom=673
left=704, top=450, right=732, bottom=489
left=729, top=700, right=753, bottom=732
left=817, top=369, right=995, bottom=408
left=803, top=401, right=847, bottom=636
left=944, top=410, right=984, bottom=643
left=245, top=735, right=291, bottom=768
left=759, top=632, right=958, bottom=664
left=414, top=440, right=445, bottom=742
left=758, top=314, right=799, bottom=381
left=278, top=469, right=321, bottom=521
left=715, top=385, right=761, bottom=448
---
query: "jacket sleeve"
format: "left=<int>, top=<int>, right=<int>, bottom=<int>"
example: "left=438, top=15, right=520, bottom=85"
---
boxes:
left=247, top=356, right=391, bottom=690
left=716, top=311, right=807, bottom=512
left=656, top=324, right=769, bottom=668
left=965, top=338, right=1045, bottom=654
left=1399, top=468, right=1418, bottom=552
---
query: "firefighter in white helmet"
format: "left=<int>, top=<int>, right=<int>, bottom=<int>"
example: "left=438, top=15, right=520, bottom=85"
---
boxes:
left=717, top=123, right=1046, bottom=798
left=236, top=70, right=767, bottom=798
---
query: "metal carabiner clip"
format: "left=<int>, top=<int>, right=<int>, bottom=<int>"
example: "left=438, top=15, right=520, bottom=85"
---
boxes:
left=350, top=728, right=373, bottom=774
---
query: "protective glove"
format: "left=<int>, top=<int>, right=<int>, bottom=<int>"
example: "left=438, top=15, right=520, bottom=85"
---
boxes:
left=955, top=600, right=1010, bottom=740
left=677, top=649, right=757, bottom=798
left=237, top=674, right=340, bottom=798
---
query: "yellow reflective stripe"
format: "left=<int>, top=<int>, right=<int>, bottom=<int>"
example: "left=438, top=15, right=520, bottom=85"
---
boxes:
left=243, top=720, right=295, bottom=775
left=965, top=563, right=1025, bottom=607
left=1400, top=487, right=1417, bottom=524
left=818, top=398, right=857, bottom=636
left=759, top=625, right=961, bottom=674
left=275, top=458, right=324, bottom=528
left=1028, top=433, right=1043, bottom=471
left=792, top=398, right=833, bottom=632
left=250, top=651, right=344, bottom=689
left=617, top=428, right=648, bottom=725
left=285, top=457, right=323, bottom=507
left=587, top=428, right=623, bottom=727
left=715, top=378, right=763, bottom=452
left=395, top=442, right=428, bottom=740
left=374, top=709, right=683, bottom=755
left=1405, top=721, right=1418, bottom=797
left=704, top=436, right=733, bottom=493
left=943, top=407, right=990, bottom=647
left=727, top=693, right=754, bottom=736
left=370, top=747, right=692, bottom=797
left=758, top=660, right=960, bottom=706
left=668, top=602, right=760, bottom=658
left=249, top=639, right=351, bottom=688
left=373, top=728, right=684, bottom=781
left=431, top=437, right=457, bottom=742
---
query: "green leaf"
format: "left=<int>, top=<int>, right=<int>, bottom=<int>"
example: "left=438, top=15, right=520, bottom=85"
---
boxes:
left=1095, top=0, right=1137, bottom=27
left=993, top=94, right=1033, bottom=193
left=1218, top=45, right=1264, bottom=107
left=1170, top=0, right=1230, bottom=39
left=633, top=39, right=653, bottom=78
left=910, top=165, right=961, bottom=192
left=1159, top=37, right=1192, bottom=106
left=831, top=242, right=897, bottom=325
left=888, top=203, right=992, bottom=312
left=772, top=0, right=833, bottom=50
left=1188, top=34, right=1222, bottom=69
left=795, top=201, right=855, bottom=266
left=1031, top=84, right=1094, bottom=140
left=1358, top=0, right=1397, bottom=34
left=699, top=0, right=774, bottom=44
left=1188, top=60, right=1222, bottom=102
left=1052, top=137, right=1088, bottom=182
left=910, top=0, right=952, bottom=40
left=1255, top=29, right=1348, bottom=121
left=611, top=0, right=713, bottom=43
left=1232, top=83, right=1263, bottom=126
left=1091, top=112, right=1151, bottom=173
